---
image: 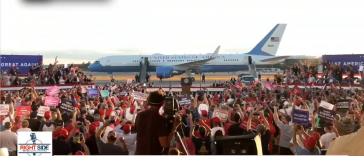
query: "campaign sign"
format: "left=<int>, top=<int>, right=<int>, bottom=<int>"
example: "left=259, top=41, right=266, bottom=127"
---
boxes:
left=120, top=91, right=128, bottom=96
left=0, top=104, right=10, bottom=115
left=87, top=89, right=99, bottom=97
left=292, top=109, right=310, bottom=125
left=17, top=132, right=52, bottom=156
left=37, top=106, right=50, bottom=117
left=292, top=86, right=300, bottom=95
left=240, top=116, right=260, bottom=131
left=318, top=107, right=336, bottom=121
left=336, top=99, right=351, bottom=109
left=211, top=108, right=229, bottom=122
left=100, top=90, right=109, bottom=98
left=59, top=99, right=74, bottom=113
left=319, top=101, right=334, bottom=110
left=16, top=106, right=31, bottom=116
left=45, top=85, right=60, bottom=96
left=44, top=97, right=59, bottom=107
left=178, top=95, right=192, bottom=105
left=264, top=82, right=274, bottom=90
left=132, top=92, right=147, bottom=101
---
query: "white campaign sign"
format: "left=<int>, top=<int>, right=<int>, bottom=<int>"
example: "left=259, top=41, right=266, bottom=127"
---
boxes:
left=0, top=104, right=10, bottom=115
left=37, top=106, right=50, bottom=117
left=131, top=92, right=147, bottom=101
left=320, top=101, right=335, bottom=110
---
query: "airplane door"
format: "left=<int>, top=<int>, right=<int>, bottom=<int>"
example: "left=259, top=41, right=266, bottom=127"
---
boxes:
left=244, top=56, right=249, bottom=64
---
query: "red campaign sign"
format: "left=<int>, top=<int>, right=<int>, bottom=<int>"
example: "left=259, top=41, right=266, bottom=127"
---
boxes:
left=46, top=85, right=60, bottom=96
left=239, top=117, right=261, bottom=131
left=44, top=97, right=60, bottom=107
left=292, top=86, right=300, bottom=95
left=16, top=106, right=31, bottom=116
left=264, top=82, right=274, bottom=90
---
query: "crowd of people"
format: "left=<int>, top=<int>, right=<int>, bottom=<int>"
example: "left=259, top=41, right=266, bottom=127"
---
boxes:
left=0, top=57, right=96, bottom=86
left=0, top=60, right=363, bottom=156
left=0, top=75, right=363, bottom=156
left=271, top=61, right=364, bottom=87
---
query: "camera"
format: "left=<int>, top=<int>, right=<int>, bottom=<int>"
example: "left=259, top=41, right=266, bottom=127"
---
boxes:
left=164, top=97, right=180, bottom=117
left=77, top=122, right=84, bottom=127
left=76, top=132, right=84, bottom=141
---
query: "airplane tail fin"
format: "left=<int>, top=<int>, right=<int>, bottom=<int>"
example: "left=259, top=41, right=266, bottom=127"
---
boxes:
left=247, top=24, right=287, bottom=56
left=211, top=45, right=220, bottom=58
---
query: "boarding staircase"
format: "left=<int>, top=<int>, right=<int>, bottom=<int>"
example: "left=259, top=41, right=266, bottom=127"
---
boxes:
left=248, top=62, right=258, bottom=79
left=139, top=57, right=149, bottom=82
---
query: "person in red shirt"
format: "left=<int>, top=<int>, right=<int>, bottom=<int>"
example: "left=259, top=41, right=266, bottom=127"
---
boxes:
left=198, top=110, right=211, bottom=128
left=11, top=116, right=22, bottom=132
left=99, top=99, right=115, bottom=119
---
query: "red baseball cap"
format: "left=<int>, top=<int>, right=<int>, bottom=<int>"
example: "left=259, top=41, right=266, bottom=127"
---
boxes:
left=305, top=136, right=317, bottom=148
left=213, top=117, right=221, bottom=124
left=75, top=151, right=84, bottom=155
left=201, top=110, right=208, bottom=117
left=123, top=124, right=132, bottom=134
left=58, top=128, right=69, bottom=137
left=44, top=111, right=52, bottom=118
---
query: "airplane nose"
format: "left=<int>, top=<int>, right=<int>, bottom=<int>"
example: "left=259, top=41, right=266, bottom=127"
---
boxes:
left=88, top=63, right=95, bottom=71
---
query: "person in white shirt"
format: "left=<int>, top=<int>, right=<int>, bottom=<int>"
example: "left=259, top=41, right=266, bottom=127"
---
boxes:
left=320, top=123, right=339, bottom=149
left=17, top=120, right=32, bottom=133
left=3, top=73, right=11, bottom=86
left=0, top=122, right=17, bottom=156
left=118, top=124, right=137, bottom=155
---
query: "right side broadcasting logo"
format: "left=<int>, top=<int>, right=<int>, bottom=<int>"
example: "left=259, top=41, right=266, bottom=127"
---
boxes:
left=18, top=132, right=52, bottom=156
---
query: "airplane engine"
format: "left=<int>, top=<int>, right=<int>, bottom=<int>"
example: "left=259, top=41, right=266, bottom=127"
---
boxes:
left=156, top=67, right=173, bottom=78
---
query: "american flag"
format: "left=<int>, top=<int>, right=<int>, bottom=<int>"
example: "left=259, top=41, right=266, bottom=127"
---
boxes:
left=271, top=37, right=280, bottom=42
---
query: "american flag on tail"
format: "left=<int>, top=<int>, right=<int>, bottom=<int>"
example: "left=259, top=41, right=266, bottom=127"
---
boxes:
left=271, top=37, right=280, bottom=42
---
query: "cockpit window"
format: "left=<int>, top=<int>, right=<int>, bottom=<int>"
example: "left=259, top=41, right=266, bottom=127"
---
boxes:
left=94, top=61, right=100, bottom=64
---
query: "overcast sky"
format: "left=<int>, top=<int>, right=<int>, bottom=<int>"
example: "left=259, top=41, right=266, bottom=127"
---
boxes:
left=1, top=0, right=364, bottom=64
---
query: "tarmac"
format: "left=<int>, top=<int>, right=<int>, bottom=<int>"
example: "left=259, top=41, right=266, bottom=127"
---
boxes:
left=92, top=72, right=276, bottom=87
left=87, top=72, right=276, bottom=81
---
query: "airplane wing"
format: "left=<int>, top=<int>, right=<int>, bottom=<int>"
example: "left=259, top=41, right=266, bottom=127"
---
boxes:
left=259, top=56, right=290, bottom=62
left=174, top=46, right=220, bottom=69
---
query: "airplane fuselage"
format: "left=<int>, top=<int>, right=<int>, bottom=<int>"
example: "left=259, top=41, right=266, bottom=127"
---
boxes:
left=88, top=54, right=281, bottom=73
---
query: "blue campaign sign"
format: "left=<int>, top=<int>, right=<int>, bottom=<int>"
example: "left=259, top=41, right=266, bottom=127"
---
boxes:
left=292, top=109, right=310, bottom=125
left=87, top=89, right=99, bottom=97
left=0, top=55, right=43, bottom=75
left=322, top=54, right=364, bottom=73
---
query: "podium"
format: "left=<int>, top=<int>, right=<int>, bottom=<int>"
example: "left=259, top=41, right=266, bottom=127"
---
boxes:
left=181, top=78, right=192, bottom=95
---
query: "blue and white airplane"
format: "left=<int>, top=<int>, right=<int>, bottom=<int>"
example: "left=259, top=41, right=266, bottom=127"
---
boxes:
left=88, top=24, right=289, bottom=79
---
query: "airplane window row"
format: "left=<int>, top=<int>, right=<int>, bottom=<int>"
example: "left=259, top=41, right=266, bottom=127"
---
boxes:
left=224, top=59, right=239, bottom=61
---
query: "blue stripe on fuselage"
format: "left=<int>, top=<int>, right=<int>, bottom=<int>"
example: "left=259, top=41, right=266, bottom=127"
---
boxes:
left=88, top=63, right=249, bottom=73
